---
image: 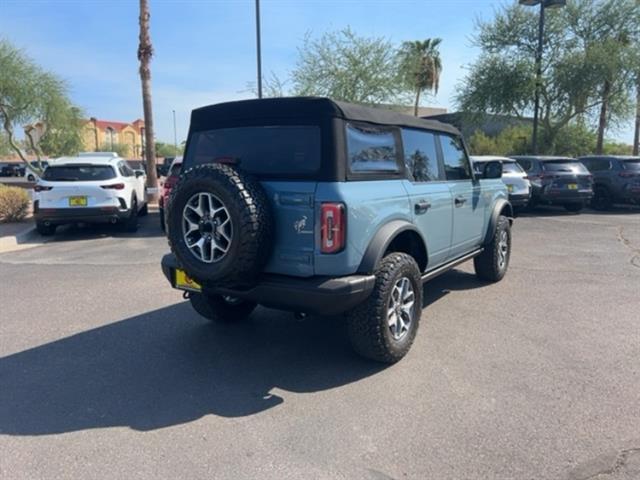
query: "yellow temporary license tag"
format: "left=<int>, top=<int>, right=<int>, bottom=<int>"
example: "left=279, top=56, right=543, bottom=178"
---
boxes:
left=175, top=269, right=202, bottom=292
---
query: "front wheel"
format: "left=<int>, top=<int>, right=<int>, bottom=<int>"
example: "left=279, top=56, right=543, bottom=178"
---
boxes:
left=474, top=215, right=511, bottom=282
left=346, top=253, right=422, bottom=364
left=189, top=293, right=257, bottom=323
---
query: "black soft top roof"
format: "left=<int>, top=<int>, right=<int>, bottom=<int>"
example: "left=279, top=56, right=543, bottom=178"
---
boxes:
left=190, top=97, right=460, bottom=135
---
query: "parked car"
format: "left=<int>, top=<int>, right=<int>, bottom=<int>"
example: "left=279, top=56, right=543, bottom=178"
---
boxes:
left=0, top=163, right=20, bottom=177
left=33, top=153, right=148, bottom=235
left=471, top=156, right=531, bottom=209
left=161, top=97, right=513, bottom=363
left=511, top=156, right=593, bottom=212
left=578, top=155, right=640, bottom=210
left=24, top=161, right=49, bottom=182
left=158, top=156, right=182, bottom=232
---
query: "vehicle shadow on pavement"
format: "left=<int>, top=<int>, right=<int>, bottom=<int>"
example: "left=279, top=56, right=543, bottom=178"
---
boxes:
left=421, top=269, right=488, bottom=308
left=49, top=211, right=164, bottom=242
left=0, top=302, right=385, bottom=435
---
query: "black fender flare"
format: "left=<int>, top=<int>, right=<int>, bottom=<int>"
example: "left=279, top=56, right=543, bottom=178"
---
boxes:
left=483, top=198, right=513, bottom=245
left=357, top=220, right=427, bottom=274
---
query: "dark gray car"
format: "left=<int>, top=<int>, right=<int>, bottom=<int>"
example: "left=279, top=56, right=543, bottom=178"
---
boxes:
left=511, top=156, right=593, bottom=212
left=578, top=156, right=640, bottom=210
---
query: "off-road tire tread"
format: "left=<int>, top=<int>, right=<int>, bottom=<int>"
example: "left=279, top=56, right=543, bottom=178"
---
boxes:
left=167, top=164, right=273, bottom=286
left=346, top=253, right=422, bottom=364
left=474, top=215, right=510, bottom=282
left=190, top=293, right=257, bottom=323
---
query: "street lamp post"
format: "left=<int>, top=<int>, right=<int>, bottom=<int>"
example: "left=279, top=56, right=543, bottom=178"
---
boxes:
left=519, top=0, right=566, bottom=154
left=255, top=0, right=263, bottom=99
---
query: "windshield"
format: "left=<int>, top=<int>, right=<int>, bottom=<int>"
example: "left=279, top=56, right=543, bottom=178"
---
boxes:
left=185, top=126, right=321, bottom=175
left=542, top=161, right=589, bottom=174
left=623, top=159, right=640, bottom=171
left=43, top=165, right=116, bottom=181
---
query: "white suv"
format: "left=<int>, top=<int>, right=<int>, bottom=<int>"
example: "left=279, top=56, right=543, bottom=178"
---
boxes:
left=33, top=152, right=147, bottom=235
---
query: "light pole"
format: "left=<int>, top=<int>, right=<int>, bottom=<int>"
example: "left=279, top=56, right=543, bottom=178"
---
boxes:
left=255, top=0, right=263, bottom=99
left=519, top=0, right=566, bottom=153
left=172, top=109, right=177, bottom=154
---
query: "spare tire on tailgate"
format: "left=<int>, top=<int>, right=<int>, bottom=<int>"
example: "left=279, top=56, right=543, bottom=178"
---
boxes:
left=167, top=163, right=273, bottom=286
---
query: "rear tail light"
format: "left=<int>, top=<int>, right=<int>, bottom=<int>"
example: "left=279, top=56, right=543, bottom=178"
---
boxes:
left=101, top=183, right=125, bottom=190
left=619, top=171, right=636, bottom=178
left=33, top=185, right=53, bottom=192
left=320, top=202, right=345, bottom=254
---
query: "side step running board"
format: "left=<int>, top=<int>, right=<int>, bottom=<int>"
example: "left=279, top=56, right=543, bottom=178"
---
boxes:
left=421, top=248, right=484, bottom=283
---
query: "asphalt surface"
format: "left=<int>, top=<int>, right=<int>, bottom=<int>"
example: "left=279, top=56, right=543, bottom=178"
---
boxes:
left=1, top=208, right=639, bottom=480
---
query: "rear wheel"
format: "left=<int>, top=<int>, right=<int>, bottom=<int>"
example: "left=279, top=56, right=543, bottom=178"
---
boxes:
left=346, top=253, right=422, bottom=363
left=36, top=221, right=56, bottom=236
left=138, top=202, right=148, bottom=217
left=121, top=197, right=139, bottom=232
left=189, top=292, right=257, bottom=323
left=591, top=187, right=612, bottom=210
left=474, top=215, right=511, bottom=282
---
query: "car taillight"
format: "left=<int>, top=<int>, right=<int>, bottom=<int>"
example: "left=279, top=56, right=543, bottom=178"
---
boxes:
left=619, top=171, right=636, bottom=178
left=101, top=183, right=125, bottom=190
left=33, top=185, right=52, bottom=192
left=320, top=202, right=345, bottom=254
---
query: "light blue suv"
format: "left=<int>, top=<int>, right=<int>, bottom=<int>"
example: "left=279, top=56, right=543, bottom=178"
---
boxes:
left=162, top=98, right=513, bottom=363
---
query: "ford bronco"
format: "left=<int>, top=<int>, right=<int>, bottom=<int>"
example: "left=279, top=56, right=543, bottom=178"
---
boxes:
left=161, top=97, right=512, bottom=363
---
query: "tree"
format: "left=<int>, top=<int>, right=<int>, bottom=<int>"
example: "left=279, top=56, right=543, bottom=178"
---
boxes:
left=456, top=1, right=640, bottom=153
left=292, top=27, right=403, bottom=104
left=155, top=141, right=182, bottom=158
left=138, top=0, right=158, bottom=200
left=0, top=39, right=83, bottom=172
left=37, top=106, right=84, bottom=157
left=398, top=38, right=443, bottom=116
left=96, top=142, right=130, bottom=158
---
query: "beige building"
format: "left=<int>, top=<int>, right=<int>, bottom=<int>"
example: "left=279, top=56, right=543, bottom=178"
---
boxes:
left=83, top=118, right=145, bottom=158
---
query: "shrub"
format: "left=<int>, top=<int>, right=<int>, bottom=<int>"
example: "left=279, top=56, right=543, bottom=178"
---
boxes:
left=0, top=185, right=30, bottom=223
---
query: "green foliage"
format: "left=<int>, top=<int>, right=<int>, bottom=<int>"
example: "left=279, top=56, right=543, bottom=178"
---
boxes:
left=155, top=141, right=183, bottom=158
left=0, top=39, right=83, bottom=165
left=292, top=27, right=404, bottom=104
left=0, top=185, right=30, bottom=223
left=38, top=107, right=84, bottom=157
left=398, top=38, right=443, bottom=115
left=468, top=126, right=532, bottom=156
left=0, top=132, right=11, bottom=156
left=457, top=0, right=640, bottom=151
left=97, top=142, right=130, bottom=158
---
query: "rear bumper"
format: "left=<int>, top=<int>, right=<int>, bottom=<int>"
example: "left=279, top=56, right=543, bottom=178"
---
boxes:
left=161, top=253, right=376, bottom=315
left=534, top=189, right=593, bottom=204
left=34, top=207, right=130, bottom=224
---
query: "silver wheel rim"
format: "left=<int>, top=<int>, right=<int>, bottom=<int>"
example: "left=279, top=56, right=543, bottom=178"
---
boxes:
left=222, top=295, right=242, bottom=305
left=182, top=192, right=232, bottom=263
left=498, top=230, right=509, bottom=269
left=387, top=277, right=415, bottom=341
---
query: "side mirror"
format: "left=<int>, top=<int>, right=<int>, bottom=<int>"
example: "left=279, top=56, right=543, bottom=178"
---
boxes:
left=134, top=169, right=145, bottom=178
left=483, top=161, right=502, bottom=179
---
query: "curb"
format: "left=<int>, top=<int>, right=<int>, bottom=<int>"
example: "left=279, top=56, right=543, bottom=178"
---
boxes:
left=0, top=224, right=39, bottom=253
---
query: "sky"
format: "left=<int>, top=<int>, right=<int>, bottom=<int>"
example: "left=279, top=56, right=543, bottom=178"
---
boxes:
left=0, top=0, right=635, bottom=145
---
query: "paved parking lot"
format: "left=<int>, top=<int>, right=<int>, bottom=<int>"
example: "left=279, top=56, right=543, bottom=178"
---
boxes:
left=1, top=208, right=639, bottom=479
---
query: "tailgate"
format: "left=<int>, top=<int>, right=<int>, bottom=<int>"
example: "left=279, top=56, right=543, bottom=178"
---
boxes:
left=260, top=181, right=317, bottom=277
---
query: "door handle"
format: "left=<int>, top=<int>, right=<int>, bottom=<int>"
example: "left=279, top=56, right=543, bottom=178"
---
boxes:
left=414, top=200, right=431, bottom=214
left=454, top=196, right=467, bottom=207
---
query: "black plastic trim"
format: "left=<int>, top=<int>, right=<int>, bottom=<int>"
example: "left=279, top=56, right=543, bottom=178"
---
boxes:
left=421, top=249, right=483, bottom=282
left=483, top=198, right=513, bottom=245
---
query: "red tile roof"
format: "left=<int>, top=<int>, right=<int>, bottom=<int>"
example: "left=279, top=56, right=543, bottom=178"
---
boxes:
left=88, top=119, right=145, bottom=134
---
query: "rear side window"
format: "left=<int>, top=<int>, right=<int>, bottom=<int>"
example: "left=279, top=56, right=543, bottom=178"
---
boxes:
left=623, top=160, right=640, bottom=170
left=43, top=165, right=116, bottom=181
left=186, top=126, right=321, bottom=175
left=542, top=161, right=589, bottom=173
left=347, top=123, right=400, bottom=172
left=169, top=162, right=182, bottom=176
left=502, top=162, right=524, bottom=174
left=401, top=128, right=440, bottom=181
left=440, top=134, right=472, bottom=180
left=517, top=159, right=534, bottom=172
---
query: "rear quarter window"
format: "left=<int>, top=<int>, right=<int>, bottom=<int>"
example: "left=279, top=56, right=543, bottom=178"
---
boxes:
left=347, top=123, right=400, bottom=173
left=623, top=160, right=640, bottom=170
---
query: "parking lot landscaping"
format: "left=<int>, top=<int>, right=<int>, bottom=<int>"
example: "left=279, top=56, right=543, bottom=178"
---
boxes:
left=0, top=207, right=638, bottom=480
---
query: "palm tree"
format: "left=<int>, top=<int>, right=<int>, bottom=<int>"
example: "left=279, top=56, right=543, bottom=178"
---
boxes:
left=399, top=39, right=443, bottom=116
left=138, top=0, right=158, bottom=201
